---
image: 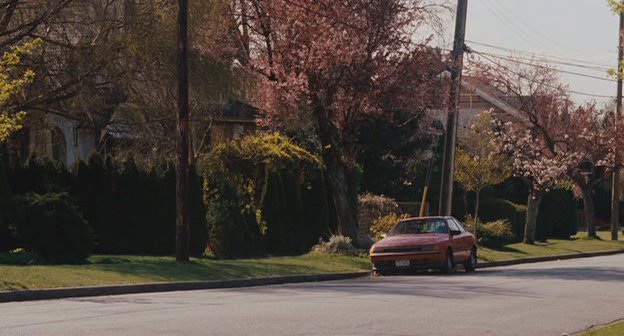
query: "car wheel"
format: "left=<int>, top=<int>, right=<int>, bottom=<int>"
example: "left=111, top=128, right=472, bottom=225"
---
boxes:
left=441, top=249, right=455, bottom=274
left=464, top=247, right=477, bottom=272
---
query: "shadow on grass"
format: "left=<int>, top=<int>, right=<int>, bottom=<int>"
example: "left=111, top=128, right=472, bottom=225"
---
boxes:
left=85, top=256, right=368, bottom=282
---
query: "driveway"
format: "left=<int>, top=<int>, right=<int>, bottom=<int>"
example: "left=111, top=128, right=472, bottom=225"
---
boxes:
left=2, top=254, right=624, bottom=336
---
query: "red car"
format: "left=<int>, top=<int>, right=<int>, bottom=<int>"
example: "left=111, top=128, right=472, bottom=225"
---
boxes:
left=369, top=216, right=477, bottom=274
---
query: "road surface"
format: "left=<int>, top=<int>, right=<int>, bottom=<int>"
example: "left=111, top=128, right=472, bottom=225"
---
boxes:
left=2, top=254, right=624, bottom=336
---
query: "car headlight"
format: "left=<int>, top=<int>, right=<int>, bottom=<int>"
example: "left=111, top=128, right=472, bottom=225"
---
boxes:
left=369, top=246, right=375, bottom=254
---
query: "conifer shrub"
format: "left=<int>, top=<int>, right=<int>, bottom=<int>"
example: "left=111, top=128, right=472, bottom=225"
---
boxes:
left=11, top=192, right=94, bottom=264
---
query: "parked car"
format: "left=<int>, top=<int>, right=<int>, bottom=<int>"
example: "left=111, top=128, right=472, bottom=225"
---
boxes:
left=369, top=216, right=477, bottom=274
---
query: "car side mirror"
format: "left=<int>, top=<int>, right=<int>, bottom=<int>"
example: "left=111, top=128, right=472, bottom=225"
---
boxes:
left=450, top=230, right=461, bottom=236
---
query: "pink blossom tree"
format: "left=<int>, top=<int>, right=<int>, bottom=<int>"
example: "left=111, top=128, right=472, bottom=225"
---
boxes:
left=237, top=0, right=446, bottom=238
left=480, top=59, right=618, bottom=241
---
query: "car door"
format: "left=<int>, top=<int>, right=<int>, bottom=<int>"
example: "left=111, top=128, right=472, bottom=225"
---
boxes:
left=446, top=219, right=466, bottom=260
left=448, top=219, right=472, bottom=261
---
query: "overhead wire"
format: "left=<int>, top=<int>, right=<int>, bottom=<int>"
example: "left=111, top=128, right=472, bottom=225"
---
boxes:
left=473, top=52, right=615, bottom=99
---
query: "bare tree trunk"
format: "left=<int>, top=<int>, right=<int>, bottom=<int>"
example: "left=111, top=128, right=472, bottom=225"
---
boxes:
left=325, top=151, right=358, bottom=240
left=524, top=190, right=542, bottom=244
left=175, top=0, right=190, bottom=262
left=474, top=188, right=480, bottom=240
left=581, top=185, right=597, bottom=238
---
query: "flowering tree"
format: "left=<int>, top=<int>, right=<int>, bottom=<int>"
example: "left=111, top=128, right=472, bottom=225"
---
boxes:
left=238, top=0, right=445, bottom=238
left=480, top=59, right=617, bottom=241
left=455, top=110, right=511, bottom=236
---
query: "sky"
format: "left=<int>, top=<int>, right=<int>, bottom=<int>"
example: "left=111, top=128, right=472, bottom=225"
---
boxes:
left=441, top=0, right=620, bottom=104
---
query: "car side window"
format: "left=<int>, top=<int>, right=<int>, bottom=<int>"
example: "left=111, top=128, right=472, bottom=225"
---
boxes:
left=447, top=219, right=460, bottom=232
left=452, top=219, right=466, bottom=233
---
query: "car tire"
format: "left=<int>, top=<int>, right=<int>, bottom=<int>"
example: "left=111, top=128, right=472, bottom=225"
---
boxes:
left=441, top=249, right=455, bottom=274
left=464, top=247, right=477, bottom=272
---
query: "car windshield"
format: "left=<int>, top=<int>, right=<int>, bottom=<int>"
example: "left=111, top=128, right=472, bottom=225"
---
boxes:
left=388, top=219, right=448, bottom=235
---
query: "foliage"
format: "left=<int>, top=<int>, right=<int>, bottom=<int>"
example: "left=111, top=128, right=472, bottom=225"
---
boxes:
left=456, top=111, right=511, bottom=194
left=311, top=235, right=359, bottom=256
left=357, top=193, right=399, bottom=232
left=537, top=188, right=578, bottom=240
left=242, top=0, right=445, bottom=238
left=356, top=109, right=439, bottom=201
left=370, top=213, right=411, bottom=240
left=205, top=178, right=262, bottom=259
left=464, top=216, right=514, bottom=247
left=10, top=192, right=94, bottom=264
left=0, top=39, right=39, bottom=142
left=6, top=154, right=207, bottom=255
left=478, top=198, right=527, bottom=241
left=203, top=133, right=327, bottom=257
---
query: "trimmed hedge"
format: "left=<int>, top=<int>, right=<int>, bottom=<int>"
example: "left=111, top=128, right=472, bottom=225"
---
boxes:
left=478, top=198, right=526, bottom=242
left=5, top=155, right=207, bottom=256
left=537, top=188, right=578, bottom=240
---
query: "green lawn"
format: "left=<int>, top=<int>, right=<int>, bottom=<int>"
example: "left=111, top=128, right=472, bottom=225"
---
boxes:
left=575, top=320, right=624, bottom=336
left=2, top=230, right=623, bottom=292
left=478, top=231, right=624, bottom=262
left=0, top=253, right=370, bottom=292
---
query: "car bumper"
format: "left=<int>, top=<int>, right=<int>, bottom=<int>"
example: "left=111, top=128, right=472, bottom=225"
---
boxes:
left=370, top=252, right=445, bottom=271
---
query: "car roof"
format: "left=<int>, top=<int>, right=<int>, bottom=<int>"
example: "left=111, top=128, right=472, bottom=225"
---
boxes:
left=398, top=216, right=455, bottom=222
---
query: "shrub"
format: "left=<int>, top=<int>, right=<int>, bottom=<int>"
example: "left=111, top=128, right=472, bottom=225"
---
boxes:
left=205, top=179, right=262, bottom=259
left=311, top=235, right=358, bottom=256
left=11, top=192, right=94, bottom=264
left=370, top=213, right=410, bottom=240
left=358, top=193, right=398, bottom=239
left=537, top=188, right=578, bottom=240
left=478, top=198, right=526, bottom=242
left=464, top=216, right=514, bottom=247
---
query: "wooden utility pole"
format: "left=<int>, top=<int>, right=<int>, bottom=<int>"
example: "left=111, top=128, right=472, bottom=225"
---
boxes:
left=439, top=0, right=469, bottom=216
left=613, top=2, right=624, bottom=241
left=175, top=0, right=190, bottom=261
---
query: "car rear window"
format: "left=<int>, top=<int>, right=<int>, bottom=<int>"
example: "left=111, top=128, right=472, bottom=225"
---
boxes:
left=389, top=219, right=448, bottom=235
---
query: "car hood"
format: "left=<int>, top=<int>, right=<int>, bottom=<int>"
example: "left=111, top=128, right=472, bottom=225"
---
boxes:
left=375, top=234, right=447, bottom=247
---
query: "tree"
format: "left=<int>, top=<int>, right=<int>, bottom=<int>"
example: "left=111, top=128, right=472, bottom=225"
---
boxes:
left=239, top=0, right=445, bottom=239
left=455, top=110, right=510, bottom=237
left=481, top=59, right=617, bottom=242
left=0, top=39, right=39, bottom=142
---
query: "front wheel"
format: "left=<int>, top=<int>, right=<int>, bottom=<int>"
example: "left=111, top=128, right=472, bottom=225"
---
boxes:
left=464, top=248, right=477, bottom=272
left=441, top=250, right=455, bottom=274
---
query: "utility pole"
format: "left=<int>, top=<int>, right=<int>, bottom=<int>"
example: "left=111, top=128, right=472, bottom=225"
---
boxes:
left=175, top=0, right=190, bottom=261
left=439, top=0, right=469, bottom=216
left=612, top=1, right=624, bottom=241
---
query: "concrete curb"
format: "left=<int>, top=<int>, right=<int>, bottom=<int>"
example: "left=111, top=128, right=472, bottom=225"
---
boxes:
left=477, top=248, right=624, bottom=269
left=0, top=271, right=372, bottom=303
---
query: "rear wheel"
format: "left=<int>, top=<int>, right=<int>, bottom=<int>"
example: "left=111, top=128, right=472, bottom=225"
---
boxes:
left=441, top=249, right=455, bottom=274
left=464, top=247, right=477, bottom=272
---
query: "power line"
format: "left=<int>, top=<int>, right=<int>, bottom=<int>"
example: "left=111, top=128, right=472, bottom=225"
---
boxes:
left=471, top=50, right=617, bottom=83
left=474, top=53, right=615, bottom=99
left=466, top=39, right=615, bottom=70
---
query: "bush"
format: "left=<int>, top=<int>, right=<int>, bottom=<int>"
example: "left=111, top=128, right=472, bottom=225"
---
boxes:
left=11, top=192, right=94, bottom=264
left=205, top=179, right=262, bottom=259
left=537, top=188, right=578, bottom=240
left=464, top=216, right=514, bottom=247
left=311, top=235, right=358, bottom=256
left=370, top=213, right=410, bottom=240
left=478, top=198, right=526, bottom=242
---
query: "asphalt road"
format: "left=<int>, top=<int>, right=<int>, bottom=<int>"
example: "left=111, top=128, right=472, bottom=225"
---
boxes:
left=2, top=254, right=624, bottom=336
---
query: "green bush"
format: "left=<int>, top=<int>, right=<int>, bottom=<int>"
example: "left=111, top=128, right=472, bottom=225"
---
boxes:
left=11, top=192, right=94, bottom=264
left=205, top=179, right=262, bottom=259
left=464, top=216, right=514, bottom=247
left=537, top=188, right=578, bottom=240
left=478, top=198, right=526, bottom=242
